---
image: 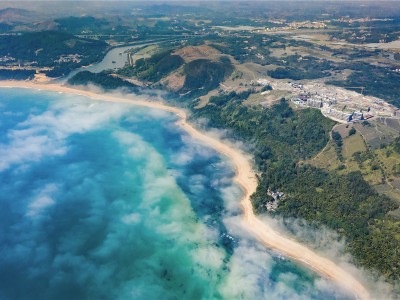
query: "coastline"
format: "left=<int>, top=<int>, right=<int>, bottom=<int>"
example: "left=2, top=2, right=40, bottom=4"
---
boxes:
left=0, top=80, right=371, bottom=300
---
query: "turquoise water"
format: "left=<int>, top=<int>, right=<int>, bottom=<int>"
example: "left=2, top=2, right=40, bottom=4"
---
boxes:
left=0, top=88, right=351, bottom=300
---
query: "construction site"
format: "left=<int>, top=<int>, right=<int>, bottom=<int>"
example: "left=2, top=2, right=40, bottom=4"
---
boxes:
left=281, top=80, right=399, bottom=123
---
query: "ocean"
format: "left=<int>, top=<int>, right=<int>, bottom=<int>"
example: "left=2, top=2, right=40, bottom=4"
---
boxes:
left=0, top=88, right=351, bottom=300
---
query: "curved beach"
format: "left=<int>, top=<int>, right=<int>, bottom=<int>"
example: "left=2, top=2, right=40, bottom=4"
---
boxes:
left=0, top=81, right=370, bottom=300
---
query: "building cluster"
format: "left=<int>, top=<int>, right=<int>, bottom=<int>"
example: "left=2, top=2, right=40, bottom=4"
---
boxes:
left=257, top=78, right=270, bottom=86
left=54, top=54, right=82, bottom=64
left=266, top=189, right=285, bottom=212
left=287, top=80, right=400, bottom=122
left=0, top=33, right=21, bottom=36
left=0, top=56, right=16, bottom=63
left=333, top=17, right=393, bottom=24
left=291, top=82, right=339, bottom=110
left=292, top=92, right=337, bottom=108
left=255, top=53, right=266, bottom=60
left=267, top=19, right=286, bottom=25
left=257, top=21, right=327, bottom=33
left=324, top=108, right=372, bottom=122
left=292, top=91, right=374, bottom=122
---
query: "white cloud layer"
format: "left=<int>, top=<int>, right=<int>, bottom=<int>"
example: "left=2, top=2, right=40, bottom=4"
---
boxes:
left=0, top=96, right=128, bottom=173
left=26, top=184, right=59, bottom=218
left=1, top=88, right=385, bottom=299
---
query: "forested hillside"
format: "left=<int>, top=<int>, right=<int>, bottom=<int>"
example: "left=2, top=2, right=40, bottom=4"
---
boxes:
left=68, top=71, right=140, bottom=93
left=194, top=92, right=400, bottom=281
left=0, top=31, right=108, bottom=77
left=119, top=50, right=184, bottom=82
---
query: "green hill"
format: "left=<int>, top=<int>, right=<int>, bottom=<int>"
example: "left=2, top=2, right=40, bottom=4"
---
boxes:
left=180, top=58, right=234, bottom=97
left=119, top=49, right=234, bottom=98
left=0, top=31, right=108, bottom=77
left=128, top=50, right=184, bottom=82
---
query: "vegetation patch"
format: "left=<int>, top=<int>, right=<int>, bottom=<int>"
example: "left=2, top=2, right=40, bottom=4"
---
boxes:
left=269, top=67, right=329, bottom=80
left=119, top=50, right=184, bottom=83
left=0, top=69, right=35, bottom=80
left=68, top=71, right=140, bottom=93
left=342, top=132, right=366, bottom=159
left=55, top=16, right=112, bottom=35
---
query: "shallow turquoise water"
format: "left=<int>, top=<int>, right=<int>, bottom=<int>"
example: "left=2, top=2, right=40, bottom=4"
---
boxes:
left=0, top=88, right=351, bottom=300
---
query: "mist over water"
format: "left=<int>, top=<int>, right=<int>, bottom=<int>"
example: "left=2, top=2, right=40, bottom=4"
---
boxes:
left=0, top=88, right=352, bottom=300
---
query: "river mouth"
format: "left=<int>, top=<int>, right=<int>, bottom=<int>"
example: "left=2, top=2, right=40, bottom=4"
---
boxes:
left=63, top=38, right=180, bottom=81
left=64, top=41, right=155, bottom=80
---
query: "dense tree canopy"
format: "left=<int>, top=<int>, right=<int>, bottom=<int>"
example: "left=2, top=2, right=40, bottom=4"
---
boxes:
left=194, top=92, right=400, bottom=281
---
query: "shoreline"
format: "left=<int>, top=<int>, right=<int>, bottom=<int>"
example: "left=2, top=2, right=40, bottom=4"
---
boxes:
left=0, top=80, right=370, bottom=300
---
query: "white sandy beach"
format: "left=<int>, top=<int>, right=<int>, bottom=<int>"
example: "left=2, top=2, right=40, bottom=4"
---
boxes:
left=0, top=80, right=370, bottom=300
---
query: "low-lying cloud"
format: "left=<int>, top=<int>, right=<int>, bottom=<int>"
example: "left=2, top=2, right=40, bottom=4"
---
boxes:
left=0, top=87, right=380, bottom=300
left=26, top=183, right=59, bottom=218
left=0, top=93, right=128, bottom=173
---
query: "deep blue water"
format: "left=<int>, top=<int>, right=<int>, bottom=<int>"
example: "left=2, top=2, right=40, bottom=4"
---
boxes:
left=0, top=88, right=352, bottom=300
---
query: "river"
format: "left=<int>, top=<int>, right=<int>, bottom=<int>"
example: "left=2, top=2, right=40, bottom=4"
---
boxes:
left=65, top=41, right=161, bottom=80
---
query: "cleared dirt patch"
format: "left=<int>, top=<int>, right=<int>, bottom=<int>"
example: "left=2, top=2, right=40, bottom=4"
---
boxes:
left=161, top=70, right=185, bottom=91
left=354, top=119, right=400, bottom=149
left=195, top=89, right=219, bottom=109
left=308, top=141, right=341, bottom=171
left=174, top=45, right=221, bottom=62
left=334, top=123, right=350, bottom=137
left=243, top=90, right=291, bottom=108
left=379, top=117, right=400, bottom=131
left=375, top=184, right=400, bottom=211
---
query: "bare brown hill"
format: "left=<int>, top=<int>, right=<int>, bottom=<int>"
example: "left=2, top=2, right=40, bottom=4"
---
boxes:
left=174, top=45, right=221, bottom=62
